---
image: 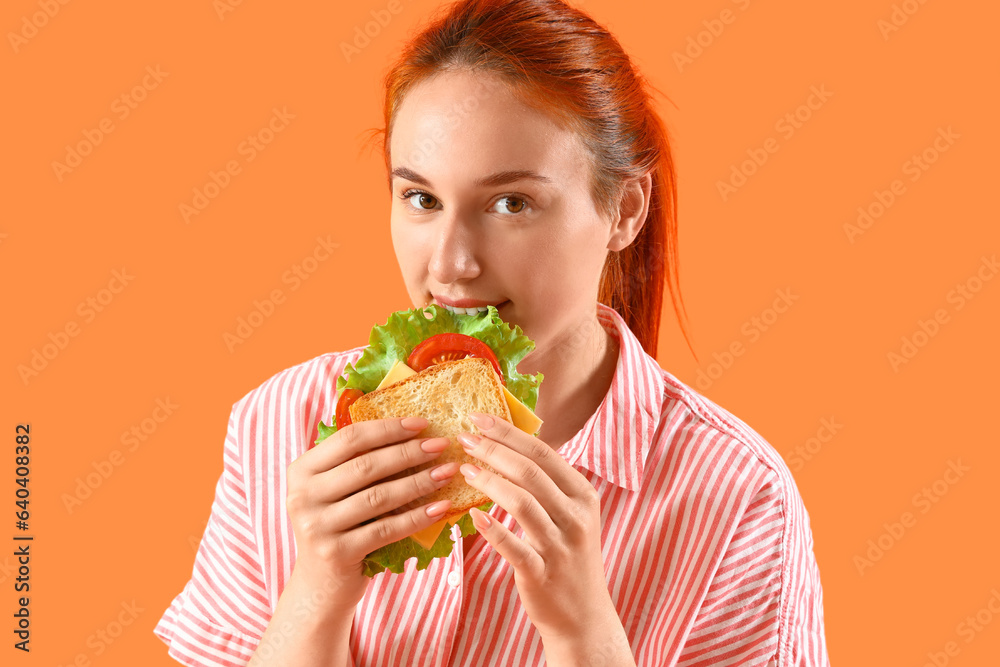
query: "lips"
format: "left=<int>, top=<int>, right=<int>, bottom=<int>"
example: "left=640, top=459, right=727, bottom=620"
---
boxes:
left=432, top=295, right=510, bottom=316
left=433, top=294, right=505, bottom=308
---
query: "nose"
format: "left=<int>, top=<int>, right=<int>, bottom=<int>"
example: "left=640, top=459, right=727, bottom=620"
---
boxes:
left=427, top=213, right=481, bottom=284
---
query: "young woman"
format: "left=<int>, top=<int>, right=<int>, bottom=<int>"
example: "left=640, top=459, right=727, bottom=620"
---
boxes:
left=155, top=1, right=830, bottom=665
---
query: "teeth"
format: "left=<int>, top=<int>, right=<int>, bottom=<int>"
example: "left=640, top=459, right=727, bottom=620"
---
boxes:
left=441, top=304, right=492, bottom=316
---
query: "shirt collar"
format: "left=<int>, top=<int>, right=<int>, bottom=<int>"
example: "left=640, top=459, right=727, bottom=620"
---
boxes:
left=555, top=302, right=665, bottom=492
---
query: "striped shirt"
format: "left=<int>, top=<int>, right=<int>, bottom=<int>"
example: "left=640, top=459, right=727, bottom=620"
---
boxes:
left=154, top=302, right=830, bottom=666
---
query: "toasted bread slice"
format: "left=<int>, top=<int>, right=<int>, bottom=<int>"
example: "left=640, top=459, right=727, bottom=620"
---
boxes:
left=349, top=357, right=511, bottom=518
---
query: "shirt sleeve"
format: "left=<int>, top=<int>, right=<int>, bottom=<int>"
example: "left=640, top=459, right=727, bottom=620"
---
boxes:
left=154, top=402, right=271, bottom=667
left=676, top=473, right=830, bottom=667
left=775, top=494, right=830, bottom=667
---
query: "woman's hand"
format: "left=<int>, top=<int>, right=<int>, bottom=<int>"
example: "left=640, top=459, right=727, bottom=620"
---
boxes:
left=285, top=416, right=461, bottom=609
left=457, top=412, right=618, bottom=642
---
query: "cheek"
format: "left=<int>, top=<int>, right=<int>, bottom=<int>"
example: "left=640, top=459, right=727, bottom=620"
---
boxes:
left=505, top=226, right=603, bottom=302
left=389, top=215, right=404, bottom=258
left=389, top=217, right=425, bottom=281
left=532, top=214, right=608, bottom=274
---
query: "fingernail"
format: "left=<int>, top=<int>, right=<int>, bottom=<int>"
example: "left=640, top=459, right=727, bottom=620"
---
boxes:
left=430, top=462, right=459, bottom=481
left=426, top=500, right=451, bottom=517
left=402, top=416, right=428, bottom=430
left=472, top=507, right=492, bottom=528
left=469, top=413, right=494, bottom=430
left=421, top=438, right=449, bottom=453
left=460, top=463, right=480, bottom=479
left=457, top=433, right=480, bottom=450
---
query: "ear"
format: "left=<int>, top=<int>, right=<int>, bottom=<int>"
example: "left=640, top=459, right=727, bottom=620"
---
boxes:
left=607, top=172, right=652, bottom=251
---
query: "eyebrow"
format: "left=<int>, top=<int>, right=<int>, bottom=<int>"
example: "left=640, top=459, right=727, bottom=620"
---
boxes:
left=389, top=167, right=554, bottom=188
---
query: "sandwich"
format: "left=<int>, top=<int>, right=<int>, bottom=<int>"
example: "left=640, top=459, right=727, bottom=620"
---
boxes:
left=314, top=304, right=543, bottom=576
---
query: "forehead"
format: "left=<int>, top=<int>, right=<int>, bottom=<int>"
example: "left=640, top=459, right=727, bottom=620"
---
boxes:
left=389, top=70, right=591, bottom=186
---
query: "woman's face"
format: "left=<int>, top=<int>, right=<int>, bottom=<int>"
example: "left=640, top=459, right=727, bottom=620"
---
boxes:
left=389, top=69, right=616, bottom=359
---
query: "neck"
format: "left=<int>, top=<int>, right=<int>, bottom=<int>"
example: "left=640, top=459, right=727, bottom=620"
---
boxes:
left=518, top=310, right=619, bottom=450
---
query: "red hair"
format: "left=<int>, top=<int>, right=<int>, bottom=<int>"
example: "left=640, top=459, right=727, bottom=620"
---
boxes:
left=377, top=0, right=692, bottom=359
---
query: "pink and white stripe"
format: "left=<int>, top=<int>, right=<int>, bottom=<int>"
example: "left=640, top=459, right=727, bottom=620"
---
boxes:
left=155, top=302, right=830, bottom=666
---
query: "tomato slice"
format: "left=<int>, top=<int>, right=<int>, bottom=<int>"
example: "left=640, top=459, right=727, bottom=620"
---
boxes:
left=335, top=388, right=365, bottom=430
left=406, top=333, right=505, bottom=385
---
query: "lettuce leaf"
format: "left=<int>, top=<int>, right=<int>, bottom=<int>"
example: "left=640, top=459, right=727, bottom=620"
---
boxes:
left=361, top=500, right=495, bottom=577
left=315, top=304, right=543, bottom=577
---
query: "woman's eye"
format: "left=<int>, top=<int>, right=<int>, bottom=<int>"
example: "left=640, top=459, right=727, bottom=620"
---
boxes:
left=494, top=196, right=527, bottom=214
left=404, top=191, right=438, bottom=210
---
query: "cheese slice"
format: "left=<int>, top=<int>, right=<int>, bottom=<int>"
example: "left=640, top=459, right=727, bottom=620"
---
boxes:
left=502, top=385, right=543, bottom=436
left=374, top=359, right=543, bottom=549
left=375, top=359, right=417, bottom=390
left=409, top=512, right=465, bottom=550
left=409, top=518, right=447, bottom=550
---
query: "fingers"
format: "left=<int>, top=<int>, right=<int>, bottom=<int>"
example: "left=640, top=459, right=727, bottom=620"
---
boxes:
left=294, top=417, right=429, bottom=478
left=459, top=457, right=561, bottom=550
left=347, top=497, right=457, bottom=558
left=330, top=460, right=461, bottom=541
left=469, top=507, right=542, bottom=574
left=467, top=412, right=597, bottom=500
left=312, top=434, right=450, bottom=504
left=458, top=431, right=569, bottom=529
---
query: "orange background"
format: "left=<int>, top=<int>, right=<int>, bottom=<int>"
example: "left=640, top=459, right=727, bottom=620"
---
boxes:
left=3, top=0, right=998, bottom=664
